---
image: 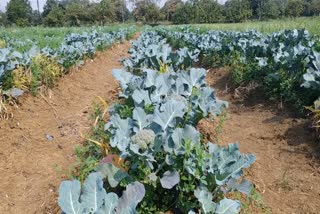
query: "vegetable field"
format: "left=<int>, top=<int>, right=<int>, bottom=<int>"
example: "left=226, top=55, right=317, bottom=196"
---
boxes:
left=0, top=25, right=320, bottom=214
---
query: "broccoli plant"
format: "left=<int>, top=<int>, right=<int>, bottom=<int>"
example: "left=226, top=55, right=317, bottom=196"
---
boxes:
left=122, top=32, right=200, bottom=73
left=58, top=31, right=255, bottom=214
left=58, top=172, right=145, bottom=214
left=159, top=27, right=320, bottom=112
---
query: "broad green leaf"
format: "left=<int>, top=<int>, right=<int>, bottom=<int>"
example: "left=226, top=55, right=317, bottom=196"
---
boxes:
left=98, top=163, right=128, bottom=188
left=80, top=172, right=105, bottom=213
left=117, top=182, right=145, bottom=214
left=153, top=100, right=185, bottom=131
left=216, top=198, right=241, bottom=214
left=160, top=170, right=180, bottom=189
left=194, top=186, right=217, bottom=213
left=58, top=180, right=82, bottom=214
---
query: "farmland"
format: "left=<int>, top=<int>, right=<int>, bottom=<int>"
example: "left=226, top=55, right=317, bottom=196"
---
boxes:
left=189, top=17, right=320, bottom=36
left=0, top=25, right=135, bottom=49
left=1, top=21, right=320, bottom=213
left=0, top=25, right=136, bottom=106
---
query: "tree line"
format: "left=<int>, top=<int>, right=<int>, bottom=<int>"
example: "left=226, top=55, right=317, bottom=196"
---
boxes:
left=169, top=0, right=320, bottom=24
left=0, top=0, right=319, bottom=27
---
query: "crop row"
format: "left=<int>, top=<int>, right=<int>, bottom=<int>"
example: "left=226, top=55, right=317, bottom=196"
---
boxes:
left=0, top=27, right=136, bottom=97
left=0, top=26, right=134, bottom=51
left=159, top=27, right=320, bottom=113
left=58, top=31, right=255, bottom=213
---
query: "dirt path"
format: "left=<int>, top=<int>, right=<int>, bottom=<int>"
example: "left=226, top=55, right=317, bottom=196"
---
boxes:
left=0, top=40, right=132, bottom=214
left=202, top=68, right=320, bottom=214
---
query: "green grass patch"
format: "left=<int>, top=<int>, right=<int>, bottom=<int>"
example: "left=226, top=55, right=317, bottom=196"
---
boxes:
left=176, top=17, right=320, bottom=36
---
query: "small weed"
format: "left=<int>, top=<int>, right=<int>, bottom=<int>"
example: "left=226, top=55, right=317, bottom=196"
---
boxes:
left=2, top=55, right=64, bottom=95
left=72, top=145, right=101, bottom=182
left=0, top=39, right=6, bottom=48
left=2, top=66, right=32, bottom=91
left=306, top=100, right=320, bottom=137
left=159, top=61, right=169, bottom=73
left=0, top=90, right=17, bottom=120
left=229, top=52, right=261, bottom=87
left=70, top=99, right=111, bottom=182
left=30, top=55, right=64, bottom=94
left=275, top=180, right=293, bottom=191
left=234, top=188, right=271, bottom=214
left=53, top=163, right=63, bottom=176
left=202, top=53, right=225, bottom=68
left=198, top=111, right=227, bottom=143
left=144, top=103, right=155, bottom=114
left=119, top=104, right=133, bottom=118
left=274, top=170, right=293, bottom=192
left=0, top=94, right=9, bottom=120
left=213, top=111, right=227, bottom=142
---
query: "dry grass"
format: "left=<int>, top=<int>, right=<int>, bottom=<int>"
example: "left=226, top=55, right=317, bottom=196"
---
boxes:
left=0, top=92, right=14, bottom=120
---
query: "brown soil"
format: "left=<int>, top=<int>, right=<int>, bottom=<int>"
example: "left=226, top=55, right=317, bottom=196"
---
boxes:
left=0, top=40, right=132, bottom=214
left=199, top=68, right=320, bottom=214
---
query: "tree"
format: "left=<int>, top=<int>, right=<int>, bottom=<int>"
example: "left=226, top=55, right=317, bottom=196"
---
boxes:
left=162, top=0, right=183, bottom=21
left=303, top=0, right=313, bottom=16
left=172, top=2, right=195, bottom=24
left=311, top=0, right=320, bottom=15
left=225, top=0, right=252, bottom=22
left=256, top=0, right=280, bottom=20
left=171, top=0, right=224, bottom=24
left=96, top=0, right=117, bottom=24
left=42, top=0, right=59, bottom=18
left=0, top=11, right=7, bottom=26
left=64, top=0, right=91, bottom=26
left=145, top=3, right=164, bottom=23
left=43, top=5, right=65, bottom=26
left=249, top=0, right=259, bottom=18
left=195, top=0, right=224, bottom=23
left=0, top=12, right=7, bottom=26
left=301, top=0, right=320, bottom=16
left=6, top=0, right=32, bottom=26
left=277, top=0, right=288, bottom=17
left=93, top=0, right=130, bottom=24
left=112, top=0, right=130, bottom=23
left=30, top=10, right=42, bottom=25
left=133, top=0, right=163, bottom=24
left=286, top=0, right=304, bottom=17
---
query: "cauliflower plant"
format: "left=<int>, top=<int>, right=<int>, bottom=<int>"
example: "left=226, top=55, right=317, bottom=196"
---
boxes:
left=131, top=129, right=156, bottom=150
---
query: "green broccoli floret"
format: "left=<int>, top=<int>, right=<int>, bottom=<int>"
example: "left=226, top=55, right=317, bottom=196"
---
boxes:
left=131, top=129, right=156, bottom=150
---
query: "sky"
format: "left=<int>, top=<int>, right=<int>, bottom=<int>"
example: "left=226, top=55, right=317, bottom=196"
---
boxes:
left=0, top=0, right=46, bottom=12
left=0, top=0, right=228, bottom=12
